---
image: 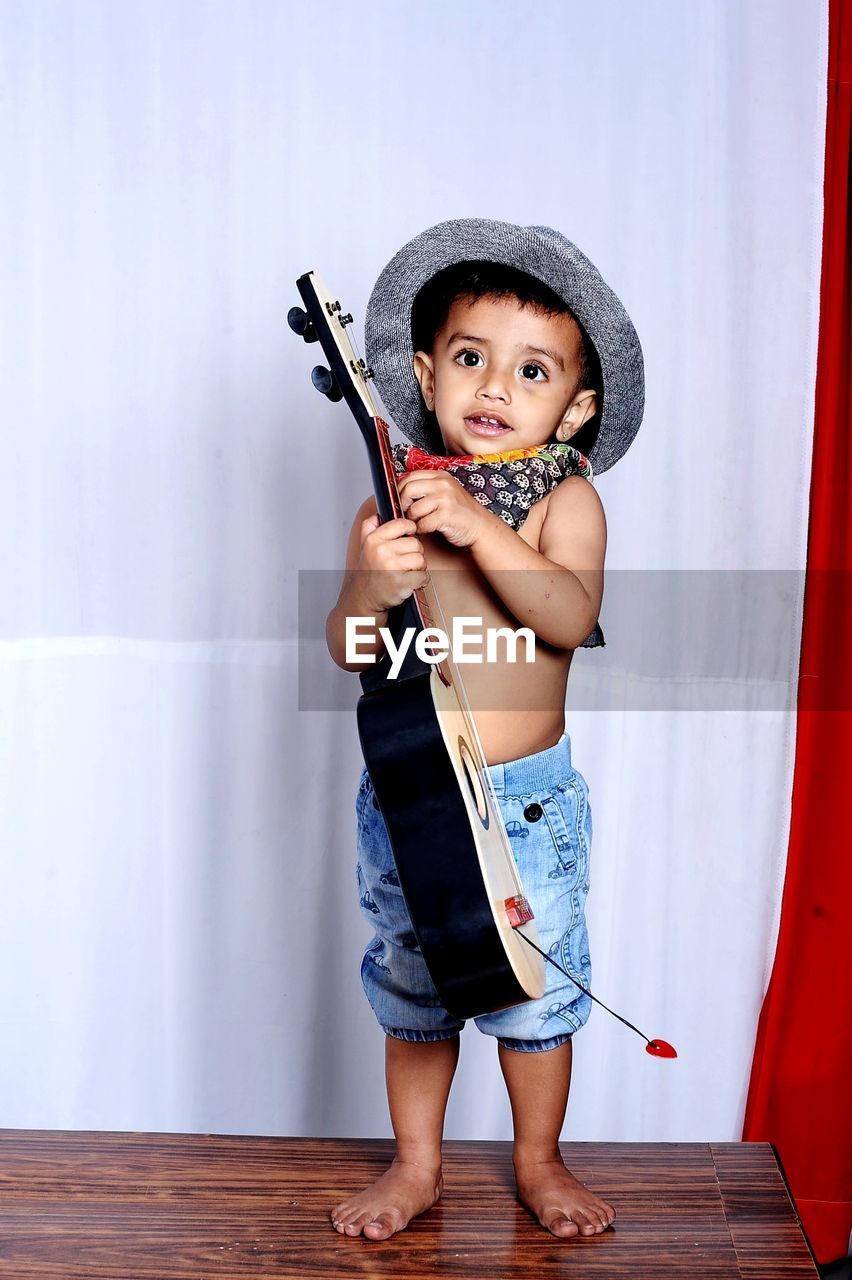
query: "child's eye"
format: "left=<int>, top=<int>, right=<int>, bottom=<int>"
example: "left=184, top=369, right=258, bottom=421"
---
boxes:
left=455, top=349, right=483, bottom=368
left=521, top=362, right=548, bottom=382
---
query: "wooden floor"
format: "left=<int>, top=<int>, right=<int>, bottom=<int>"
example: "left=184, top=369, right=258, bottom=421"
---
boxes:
left=0, top=1130, right=819, bottom=1278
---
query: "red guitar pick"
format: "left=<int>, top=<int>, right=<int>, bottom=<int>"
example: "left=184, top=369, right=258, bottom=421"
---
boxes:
left=646, top=1038, right=678, bottom=1058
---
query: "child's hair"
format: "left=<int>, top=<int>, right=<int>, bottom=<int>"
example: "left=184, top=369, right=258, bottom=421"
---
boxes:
left=410, top=260, right=602, bottom=455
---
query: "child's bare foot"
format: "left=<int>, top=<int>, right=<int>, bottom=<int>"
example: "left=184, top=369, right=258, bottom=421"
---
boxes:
left=331, top=1156, right=443, bottom=1240
left=514, top=1156, right=616, bottom=1239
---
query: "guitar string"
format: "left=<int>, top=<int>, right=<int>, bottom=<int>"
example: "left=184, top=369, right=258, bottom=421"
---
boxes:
left=514, top=929, right=653, bottom=1045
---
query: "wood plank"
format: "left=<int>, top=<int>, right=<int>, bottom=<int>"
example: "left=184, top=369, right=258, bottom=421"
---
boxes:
left=0, top=1131, right=818, bottom=1278
left=712, top=1142, right=821, bottom=1278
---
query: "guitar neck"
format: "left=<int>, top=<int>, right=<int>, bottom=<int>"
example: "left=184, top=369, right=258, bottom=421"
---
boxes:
left=293, top=271, right=436, bottom=693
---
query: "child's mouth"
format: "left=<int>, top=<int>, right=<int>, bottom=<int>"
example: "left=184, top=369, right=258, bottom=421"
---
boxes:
left=464, top=415, right=512, bottom=437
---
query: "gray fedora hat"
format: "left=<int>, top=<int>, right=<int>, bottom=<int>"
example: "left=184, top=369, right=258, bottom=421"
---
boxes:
left=364, top=217, right=645, bottom=474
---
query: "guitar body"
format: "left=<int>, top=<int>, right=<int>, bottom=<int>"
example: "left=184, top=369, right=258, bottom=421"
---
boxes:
left=357, top=669, right=540, bottom=1020
left=291, top=270, right=546, bottom=1021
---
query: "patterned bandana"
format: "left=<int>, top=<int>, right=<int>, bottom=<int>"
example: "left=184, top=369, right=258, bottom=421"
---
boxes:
left=391, top=439, right=605, bottom=648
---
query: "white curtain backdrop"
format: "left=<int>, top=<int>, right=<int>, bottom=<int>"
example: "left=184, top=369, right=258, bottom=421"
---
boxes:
left=0, top=0, right=827, bottom=1142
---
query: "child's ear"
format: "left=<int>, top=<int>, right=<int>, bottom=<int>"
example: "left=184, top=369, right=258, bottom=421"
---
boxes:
left=413, top=350, right=436, bottom=410
left=557, top=389, right=598, bottom=441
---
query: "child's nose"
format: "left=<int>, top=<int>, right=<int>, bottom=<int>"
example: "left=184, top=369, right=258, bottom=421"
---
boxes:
left=478, top=369, right=511, bottom=401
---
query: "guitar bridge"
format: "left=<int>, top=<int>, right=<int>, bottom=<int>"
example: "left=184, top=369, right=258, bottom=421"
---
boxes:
left=504, top=895, right=534, bottom=928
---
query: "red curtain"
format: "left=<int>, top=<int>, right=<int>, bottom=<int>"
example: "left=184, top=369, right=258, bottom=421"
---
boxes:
left=742, top=0, right=852, bottom=1266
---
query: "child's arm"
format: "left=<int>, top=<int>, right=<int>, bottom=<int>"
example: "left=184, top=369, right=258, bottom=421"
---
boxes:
left=325, top=496, right=429, bottom=671
left=398, top=469, right=605, bottom=652
left=468, top=476, right=606, bottom=650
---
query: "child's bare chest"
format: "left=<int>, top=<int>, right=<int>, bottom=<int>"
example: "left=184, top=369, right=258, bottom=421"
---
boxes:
left=417, top=494, right=574, bottom=764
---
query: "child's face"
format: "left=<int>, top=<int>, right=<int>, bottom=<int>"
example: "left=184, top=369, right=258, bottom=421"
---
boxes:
left=413, top=294, right=598, bottom=456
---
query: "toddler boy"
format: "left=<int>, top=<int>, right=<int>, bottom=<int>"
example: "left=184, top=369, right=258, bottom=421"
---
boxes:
left=325, top=218, right=644, bottom=1241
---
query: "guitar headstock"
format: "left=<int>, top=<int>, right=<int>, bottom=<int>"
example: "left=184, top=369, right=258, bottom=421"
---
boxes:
left=289, top=271, right=379, bottom=428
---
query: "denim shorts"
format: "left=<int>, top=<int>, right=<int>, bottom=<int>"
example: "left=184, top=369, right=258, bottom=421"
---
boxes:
left=354, top=731, right=593, bottom=1052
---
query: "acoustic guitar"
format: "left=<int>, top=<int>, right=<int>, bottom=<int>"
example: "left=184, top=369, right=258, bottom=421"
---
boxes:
left=289, top=271, right=545, bottom=1021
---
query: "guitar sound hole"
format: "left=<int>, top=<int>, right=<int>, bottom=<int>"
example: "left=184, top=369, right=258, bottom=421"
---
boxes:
left=458, top=738, right=489, bottom=829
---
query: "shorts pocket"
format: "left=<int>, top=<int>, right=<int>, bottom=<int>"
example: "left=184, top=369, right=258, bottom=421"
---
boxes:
left=538, top=790, right=582, bottom=878
left=560, top=772, right=592, bottom=869
left=355, top=768, right=371, bottom=831
left=570, top=768, right=593, bottom=850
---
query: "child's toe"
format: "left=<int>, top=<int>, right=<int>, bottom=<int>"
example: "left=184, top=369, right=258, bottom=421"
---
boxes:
left=363, top=1213, right=397, bottom=1239
left=544, top=1210, right=579, bottom=1237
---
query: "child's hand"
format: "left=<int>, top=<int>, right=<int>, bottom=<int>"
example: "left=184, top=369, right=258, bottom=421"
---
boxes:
left=356, top=513, right=429, bottom=611
left=398, top=471, right=490, bottom=549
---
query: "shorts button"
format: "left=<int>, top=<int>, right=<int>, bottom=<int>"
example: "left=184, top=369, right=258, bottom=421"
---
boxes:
left=523, top=802, right=542, bottom=822
left=372, top=792, right=381, bottom=810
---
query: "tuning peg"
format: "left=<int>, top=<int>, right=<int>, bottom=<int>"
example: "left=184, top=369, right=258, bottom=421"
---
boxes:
left=287, top=306, right=318, bottom=343
left=311, top=365, right=343, bottom=402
